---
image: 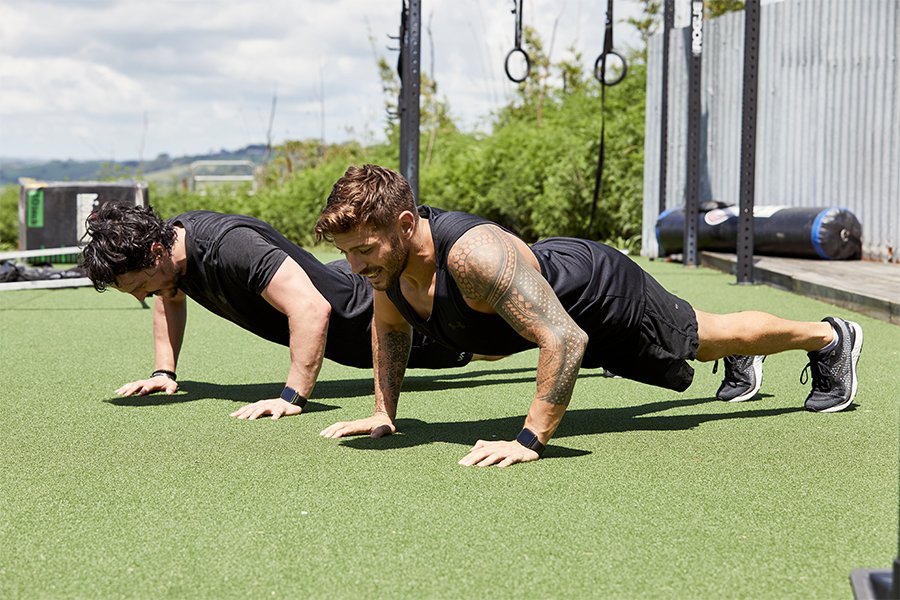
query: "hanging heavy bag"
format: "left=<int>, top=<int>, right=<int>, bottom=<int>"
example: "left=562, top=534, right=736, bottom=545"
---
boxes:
left=656, top=205, right=862, bottom=260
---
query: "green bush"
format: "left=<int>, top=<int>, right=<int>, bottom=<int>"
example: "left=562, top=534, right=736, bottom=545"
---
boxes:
left=0, top=62, right=647, bottom=254
left=420, top=64, right=646, bottom=251
left=0, top=186, right=19, bottom=251
left=149, top=142, right=396, bottom=247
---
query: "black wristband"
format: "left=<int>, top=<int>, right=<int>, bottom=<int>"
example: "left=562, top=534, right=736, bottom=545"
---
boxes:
left=515, top=427, right=546, bottom=456
left=151, top=369, right=177, bottom=381
left=280, top=386, right=308, bottom=408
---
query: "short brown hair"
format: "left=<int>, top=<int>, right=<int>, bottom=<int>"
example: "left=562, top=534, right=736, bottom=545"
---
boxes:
left=315, top=164, right=417, bottom=241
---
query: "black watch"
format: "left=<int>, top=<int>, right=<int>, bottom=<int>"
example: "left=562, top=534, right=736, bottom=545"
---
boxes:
left=280, top=386, right=308, bottom=408
left=515, top=427, right=546, bottom=456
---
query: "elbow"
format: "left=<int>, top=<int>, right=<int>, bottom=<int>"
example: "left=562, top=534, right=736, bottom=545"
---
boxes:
left=570, top=326, right=589, bottom=358
left=542, top=325, right=588, bottom=359
left=311, top=296, right=332, bottom=328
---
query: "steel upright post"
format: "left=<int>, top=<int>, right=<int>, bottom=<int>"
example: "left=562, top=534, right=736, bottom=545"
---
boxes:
left=737, top=0, right=761, bottom=284
left=658, top=0, right=674, bottom=217
left=684, top=0, right=704, bottom=267
left=398, top=0, right=421, bottom=201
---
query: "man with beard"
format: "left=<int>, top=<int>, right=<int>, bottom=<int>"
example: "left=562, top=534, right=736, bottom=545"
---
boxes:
left=313, top=164, right=863, bottom=467
left=81, top=203, right=488, bottom=420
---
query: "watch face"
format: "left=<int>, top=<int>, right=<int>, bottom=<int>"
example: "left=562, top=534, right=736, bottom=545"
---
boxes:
left=516, top=428, right=544, bottom=455
left=517, top=429, right=537, bottom=447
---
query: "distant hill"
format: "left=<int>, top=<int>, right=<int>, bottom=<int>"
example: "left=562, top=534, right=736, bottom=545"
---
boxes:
left=0, top=145, right=269, bottom=186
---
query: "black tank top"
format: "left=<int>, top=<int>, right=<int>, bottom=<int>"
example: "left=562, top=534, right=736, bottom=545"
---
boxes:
left=385, top=206, right=647, bottom=358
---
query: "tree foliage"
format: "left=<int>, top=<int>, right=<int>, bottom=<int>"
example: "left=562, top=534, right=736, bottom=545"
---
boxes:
left=1, top=27, right=649, bottom=253
left=707, top=0, right=745, bottom=19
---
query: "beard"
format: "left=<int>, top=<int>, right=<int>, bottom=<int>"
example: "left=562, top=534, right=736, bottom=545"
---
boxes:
left=368, top=233, right=409, bottom=291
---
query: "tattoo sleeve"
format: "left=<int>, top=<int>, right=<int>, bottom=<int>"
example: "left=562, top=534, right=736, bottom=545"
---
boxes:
left=372, top=326, right=411, bottom=419
left=449, top=227, right=588, bottom=408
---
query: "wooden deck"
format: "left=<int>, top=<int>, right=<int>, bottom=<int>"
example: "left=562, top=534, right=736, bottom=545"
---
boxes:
left=700, top=252, right=900, bottom=326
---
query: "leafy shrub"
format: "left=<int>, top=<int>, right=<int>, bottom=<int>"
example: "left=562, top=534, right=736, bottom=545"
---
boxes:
left=0, top=186, right=18, bottom=251
left=1, top=57, right=647, bottom=255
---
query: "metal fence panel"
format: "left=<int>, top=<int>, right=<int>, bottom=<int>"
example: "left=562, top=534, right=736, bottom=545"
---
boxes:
left=643, top=0, right=899, bottom=262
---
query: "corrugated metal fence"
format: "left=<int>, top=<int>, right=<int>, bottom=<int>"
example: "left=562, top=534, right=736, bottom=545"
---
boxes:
left=642, top=0, right=899, bottom=262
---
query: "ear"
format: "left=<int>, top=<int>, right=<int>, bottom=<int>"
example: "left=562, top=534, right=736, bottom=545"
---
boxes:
left=397, top=210, right=417, bottom=239
left=149, top=241, right=167, bottom=261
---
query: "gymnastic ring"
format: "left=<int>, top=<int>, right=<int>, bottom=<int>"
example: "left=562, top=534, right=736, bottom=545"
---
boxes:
left=504, top=47, right=531, bottom=83
left=593, top=50, right=627, bottom=86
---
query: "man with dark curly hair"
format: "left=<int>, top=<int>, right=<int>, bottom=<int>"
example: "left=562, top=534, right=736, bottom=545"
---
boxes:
left=81, top=203, right=488, bottom=420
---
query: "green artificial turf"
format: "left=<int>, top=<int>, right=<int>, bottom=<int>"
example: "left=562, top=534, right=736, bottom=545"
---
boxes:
left=1, top=256, right=897, bottom=598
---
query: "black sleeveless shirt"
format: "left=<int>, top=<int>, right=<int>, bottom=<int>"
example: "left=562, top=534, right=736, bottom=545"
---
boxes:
left=385, top=206, right=647, bottom=364
left=173, top=210, right=373, bottom=368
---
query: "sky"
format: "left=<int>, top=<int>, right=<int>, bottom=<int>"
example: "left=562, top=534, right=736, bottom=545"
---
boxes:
left=0, top=0, right=699, bottom=162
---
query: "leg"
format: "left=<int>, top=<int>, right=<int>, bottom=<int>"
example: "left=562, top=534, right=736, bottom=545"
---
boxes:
left=695, top=310, right=834, bottom=362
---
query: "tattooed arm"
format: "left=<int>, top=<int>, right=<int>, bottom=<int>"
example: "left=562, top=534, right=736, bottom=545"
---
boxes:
left=452, top=225, right=589, bottom=467
left=319, top=289, right=411, bottom=439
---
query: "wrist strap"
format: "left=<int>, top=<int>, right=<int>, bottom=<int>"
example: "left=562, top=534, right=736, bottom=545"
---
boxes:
left=515, top=427, right=546, bottom=456
left=151, top=369, right=177, bottom=381
left=280, top=386, right=308, bottom=408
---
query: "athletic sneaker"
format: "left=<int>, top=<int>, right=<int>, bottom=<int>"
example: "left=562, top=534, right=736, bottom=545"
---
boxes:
left=716, top=355, right=765, bottom=402
left=801, top=317, right=864, bottom=412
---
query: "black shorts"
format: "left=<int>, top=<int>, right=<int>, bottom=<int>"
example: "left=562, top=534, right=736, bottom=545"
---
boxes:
left=583, top=271, right=698, bottom=391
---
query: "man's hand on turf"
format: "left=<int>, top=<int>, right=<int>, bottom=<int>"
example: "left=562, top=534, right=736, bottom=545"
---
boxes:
left=230, top=399, right=303, bottom=421
left=458, top=439, right=540, bottom=468
left=320, top=414, right=396, bottom=439
left=115, top=376, right=179, bottom=397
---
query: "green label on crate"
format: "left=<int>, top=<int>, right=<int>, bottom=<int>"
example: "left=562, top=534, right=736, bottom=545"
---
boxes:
left=26, top=189, right=44, bottom=228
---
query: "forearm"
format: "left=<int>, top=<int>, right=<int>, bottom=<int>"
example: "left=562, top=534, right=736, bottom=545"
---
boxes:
left=523, top=333, right=587, bottom=442
left=284, top=311, right=328, bottom=398
left=372, top=328, right=411, bottom=420
left=153, top=296, right=187, bottom=371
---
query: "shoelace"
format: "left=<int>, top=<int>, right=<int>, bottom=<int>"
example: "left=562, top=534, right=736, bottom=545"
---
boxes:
left=716, top=355, right=750, bottom=386
left=800, top=359, right=832, bottom=392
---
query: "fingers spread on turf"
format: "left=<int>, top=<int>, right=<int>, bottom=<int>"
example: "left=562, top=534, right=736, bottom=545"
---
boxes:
left=116, top=381, right=144, bottom=397
left=116, top=378, right=175, bottom=397
left=231, top=399, right=300, bottom=421
left=323, top=423, right=354, bottom=438
left=320, top=422, right=347, bottom=438
left=320, top=417, right=389, bottom=438
left=459, top=440, right=538, bottom=468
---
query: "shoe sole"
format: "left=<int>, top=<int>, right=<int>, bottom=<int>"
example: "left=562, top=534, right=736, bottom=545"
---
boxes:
left=725, top=356, right=765, bottom=402
left=815, top=320, right=864, bottom=413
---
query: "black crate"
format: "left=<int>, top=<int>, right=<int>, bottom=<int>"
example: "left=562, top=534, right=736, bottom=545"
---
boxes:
left=19, top=181, right=148, bottom=262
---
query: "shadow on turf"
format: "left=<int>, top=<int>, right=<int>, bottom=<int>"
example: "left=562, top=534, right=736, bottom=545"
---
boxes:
left=103, top=368, right=560, bottom=407
left=337, top=394, right=804, bottom=457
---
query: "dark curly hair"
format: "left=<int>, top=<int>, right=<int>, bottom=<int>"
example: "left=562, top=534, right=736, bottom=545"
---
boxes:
left=80, top=203, right=175, bottom=292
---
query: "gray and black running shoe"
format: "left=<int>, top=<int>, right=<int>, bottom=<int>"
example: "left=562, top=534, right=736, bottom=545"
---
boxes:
left=802, top=317, right=863, bottom=412
left=716, top=355, right=765, bottom=402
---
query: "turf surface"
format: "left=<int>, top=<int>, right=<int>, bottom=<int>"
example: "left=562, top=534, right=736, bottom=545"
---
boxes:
left=1, top=256, right=897, bottom=598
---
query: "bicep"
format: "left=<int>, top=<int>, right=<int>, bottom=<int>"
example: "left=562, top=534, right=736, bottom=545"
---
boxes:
left=373, top=290, right=411, bottom=333
left=261, top=257, right=330, bottom=319
left=448, top=226, right=567, bottom=341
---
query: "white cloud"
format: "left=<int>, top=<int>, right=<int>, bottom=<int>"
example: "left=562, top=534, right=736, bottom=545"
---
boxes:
left=0, top=57, right=145, bottom=115
left=0, top=0, right=648, bottom=161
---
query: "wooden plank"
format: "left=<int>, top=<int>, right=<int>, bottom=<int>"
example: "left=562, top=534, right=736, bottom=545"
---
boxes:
left=701, top=252, right=900, bottom=325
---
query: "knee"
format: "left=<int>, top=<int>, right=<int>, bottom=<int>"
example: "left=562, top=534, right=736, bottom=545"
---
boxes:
left=694, top=310, right=733, bottom=362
